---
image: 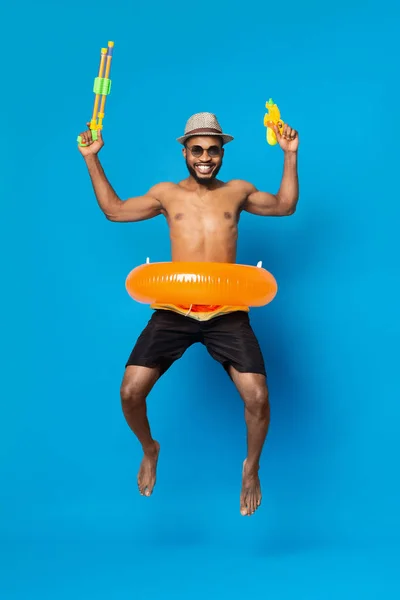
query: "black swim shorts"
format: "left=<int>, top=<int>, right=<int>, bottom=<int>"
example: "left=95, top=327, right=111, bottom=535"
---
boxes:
left=125, top=309, right=266, bottom=377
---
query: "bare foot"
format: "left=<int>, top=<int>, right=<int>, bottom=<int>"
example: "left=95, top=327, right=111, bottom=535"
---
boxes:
left=240, top=459, right=262, bottom=516
left=137, top=441, right=160, bottom=497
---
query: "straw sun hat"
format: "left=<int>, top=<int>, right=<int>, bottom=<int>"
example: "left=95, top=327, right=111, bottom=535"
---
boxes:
left=177, top=112, right=234, bottom=145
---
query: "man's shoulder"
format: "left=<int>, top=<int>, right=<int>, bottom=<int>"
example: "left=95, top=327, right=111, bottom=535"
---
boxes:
left=148, top=181, right=179, bottom=197
left=225, top=179, right=256, bottom=192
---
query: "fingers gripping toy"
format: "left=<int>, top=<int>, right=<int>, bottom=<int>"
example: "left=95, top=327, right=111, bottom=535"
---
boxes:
left=264, top=98, right=284, bottom=146
left=77, top=41, right=114, bottom=147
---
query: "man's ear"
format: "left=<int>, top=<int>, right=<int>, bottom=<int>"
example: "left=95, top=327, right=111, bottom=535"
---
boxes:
left=182, top=147, right=187, bottom=158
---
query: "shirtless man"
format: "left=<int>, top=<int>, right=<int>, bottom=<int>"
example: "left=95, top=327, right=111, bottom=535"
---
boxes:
left=78, top=112, right=299, bottom=516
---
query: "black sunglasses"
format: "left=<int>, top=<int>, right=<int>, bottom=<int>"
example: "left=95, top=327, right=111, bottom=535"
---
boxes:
left=187, top=144, right=222, bottom=158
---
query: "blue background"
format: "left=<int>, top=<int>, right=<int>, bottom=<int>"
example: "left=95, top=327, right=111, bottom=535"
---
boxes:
left=1, top=0, right=399, bottom=597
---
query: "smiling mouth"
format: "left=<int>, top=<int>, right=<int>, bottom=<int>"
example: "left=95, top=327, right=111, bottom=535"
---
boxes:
left=195, top=164, right=214, bottom=175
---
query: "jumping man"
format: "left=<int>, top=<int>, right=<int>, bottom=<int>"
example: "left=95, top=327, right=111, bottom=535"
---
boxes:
left=78, top=112, right=299, bottom=516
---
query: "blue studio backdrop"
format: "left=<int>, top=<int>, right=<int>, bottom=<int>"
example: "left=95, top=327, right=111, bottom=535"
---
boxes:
left=1, top=0, right=399, bottom=598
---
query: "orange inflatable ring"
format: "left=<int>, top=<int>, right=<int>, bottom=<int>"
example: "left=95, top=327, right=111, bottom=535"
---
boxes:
left=125, top=261, right=278, bottom=307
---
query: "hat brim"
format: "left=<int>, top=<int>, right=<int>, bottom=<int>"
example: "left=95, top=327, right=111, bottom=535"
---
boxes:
left=177, top=132, right=234, bottom=145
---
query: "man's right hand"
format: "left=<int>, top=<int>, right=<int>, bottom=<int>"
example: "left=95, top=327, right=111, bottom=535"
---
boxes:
left=77, top=123, right=104, bottom=157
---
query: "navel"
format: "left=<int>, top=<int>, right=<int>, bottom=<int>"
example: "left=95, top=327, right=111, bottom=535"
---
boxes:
left=224, top=211, right=232, bottom=220
left=174, top=213, right=184, bottom=220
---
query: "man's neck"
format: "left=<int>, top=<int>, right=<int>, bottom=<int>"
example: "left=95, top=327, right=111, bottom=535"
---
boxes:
left=184, top=176, right=224, bottom=194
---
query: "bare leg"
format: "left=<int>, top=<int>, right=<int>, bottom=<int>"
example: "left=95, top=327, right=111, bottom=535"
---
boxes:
left=229, top=368, right=270, bottom=516
left=120, top=365, right=161, bottom=497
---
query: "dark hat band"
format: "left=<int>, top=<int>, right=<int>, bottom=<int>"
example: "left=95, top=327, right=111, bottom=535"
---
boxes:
left=185, top=127, right=222, bottom=136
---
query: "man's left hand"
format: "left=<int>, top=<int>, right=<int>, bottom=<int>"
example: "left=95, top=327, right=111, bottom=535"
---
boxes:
left=273, top=123, right=299, bottom=153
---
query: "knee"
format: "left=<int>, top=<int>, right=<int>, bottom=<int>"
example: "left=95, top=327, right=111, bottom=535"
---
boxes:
left=120, top=378, right=146, bottom=411
left=244, top=385, right=270, bottom=419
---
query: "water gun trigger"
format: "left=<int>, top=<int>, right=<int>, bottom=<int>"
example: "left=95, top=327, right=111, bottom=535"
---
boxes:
left=265, top=118, right=284, bottom=131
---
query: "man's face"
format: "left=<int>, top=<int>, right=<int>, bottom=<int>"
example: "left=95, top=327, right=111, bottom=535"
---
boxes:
left=183, top=136, right=224, bottom=185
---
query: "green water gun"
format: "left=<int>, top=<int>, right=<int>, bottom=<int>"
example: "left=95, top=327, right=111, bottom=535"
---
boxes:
left=77, top=41, right=114, bottom=147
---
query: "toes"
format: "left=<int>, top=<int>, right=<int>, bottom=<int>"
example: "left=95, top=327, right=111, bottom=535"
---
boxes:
left=138, top=480, right=155, bottom=497
left=146, top=481, right=156, bottom=496
left=240, top=496, right=248, bottom=516
left=137, top=477, right=146, bottom=496
left=240, top=492, right=253, bottom=516
left=138, top=481, right=149, bottom=496
left=241, top=491, right=261, bottom=516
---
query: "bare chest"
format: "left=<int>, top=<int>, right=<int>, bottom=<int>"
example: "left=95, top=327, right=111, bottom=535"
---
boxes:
left=164, top=195, right=240, bottom=234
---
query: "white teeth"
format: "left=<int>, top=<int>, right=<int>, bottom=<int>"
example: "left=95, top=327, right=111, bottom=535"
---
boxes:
left=197, top=165, right=213, bottom=172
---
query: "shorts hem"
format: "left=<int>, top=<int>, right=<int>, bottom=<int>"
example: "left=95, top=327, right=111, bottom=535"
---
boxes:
left=222, top=360, right=267, bottom=378
left=125, top=357, right=165, bottom=369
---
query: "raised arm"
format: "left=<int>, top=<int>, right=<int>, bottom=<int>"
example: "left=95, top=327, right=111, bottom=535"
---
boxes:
left=242, top=123, right=299, bottom=217
left=78, top=125, right=163, bottom=222
left=85, top=154, right=163, bottom=222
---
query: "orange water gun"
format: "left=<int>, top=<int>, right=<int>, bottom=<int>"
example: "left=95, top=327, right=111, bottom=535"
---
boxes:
left=263, top=98, right=284, bottom=146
